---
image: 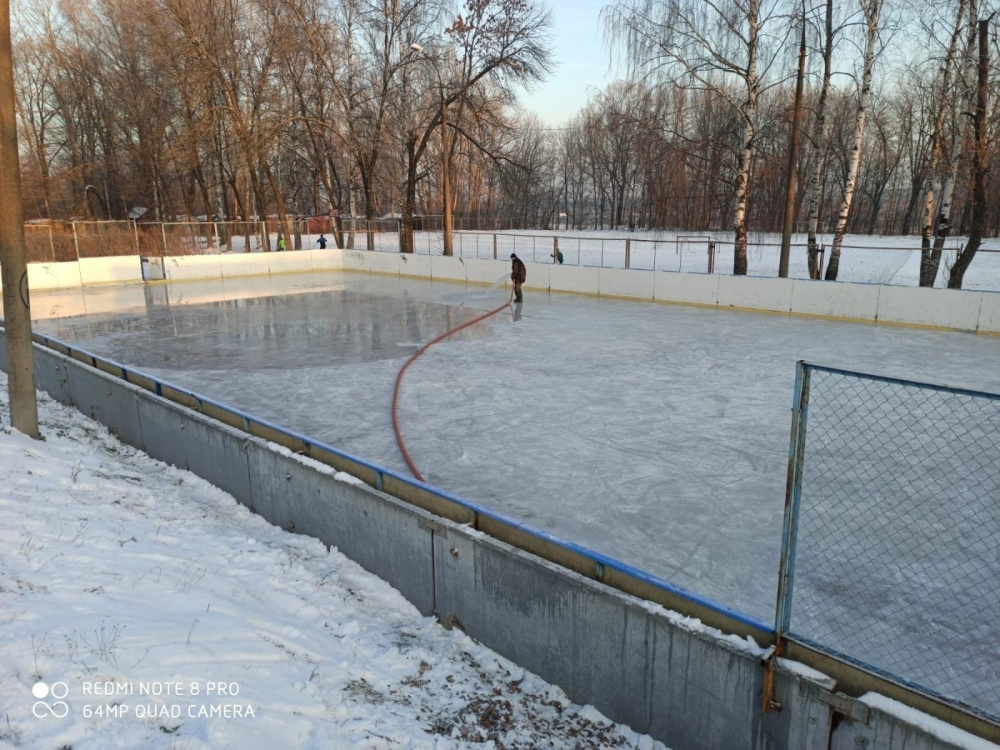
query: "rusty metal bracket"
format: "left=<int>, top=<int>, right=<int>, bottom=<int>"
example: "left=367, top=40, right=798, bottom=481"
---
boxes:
left=761, top=643, right=783, bottom=713
left=820, top=691, right=869, bottom=724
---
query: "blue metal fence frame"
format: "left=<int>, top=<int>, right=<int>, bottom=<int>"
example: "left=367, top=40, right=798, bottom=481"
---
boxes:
left=775, top=360, right=1000, bottom=726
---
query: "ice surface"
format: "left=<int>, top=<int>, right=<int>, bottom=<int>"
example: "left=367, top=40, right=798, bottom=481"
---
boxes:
left=34, top=273, right=1000, bottom=621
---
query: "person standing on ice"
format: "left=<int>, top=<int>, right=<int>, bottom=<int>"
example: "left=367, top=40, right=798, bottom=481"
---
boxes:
left=510, top=253, right=526, bottom=302
left=317, top=234, right=328, bottom=249
left=277, top=235, right=286, bottom=252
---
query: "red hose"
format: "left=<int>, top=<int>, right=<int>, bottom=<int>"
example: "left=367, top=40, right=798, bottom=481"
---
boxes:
left=392, top=285, right=515, bottom=482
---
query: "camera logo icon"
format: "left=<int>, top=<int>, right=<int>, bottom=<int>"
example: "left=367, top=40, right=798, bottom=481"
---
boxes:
left=32, top=682, right=69, bottom=718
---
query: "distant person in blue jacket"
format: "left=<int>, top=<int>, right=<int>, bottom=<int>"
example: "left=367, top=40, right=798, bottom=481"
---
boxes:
left=317, top=234, right=328, bottom=249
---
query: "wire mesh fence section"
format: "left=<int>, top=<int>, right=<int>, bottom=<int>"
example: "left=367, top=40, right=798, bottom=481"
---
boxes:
left=780, top=363, right=1000, bottom=722
left=24, top=224, right=56, bottom=263
left=73, top=221, right=137, bottom=258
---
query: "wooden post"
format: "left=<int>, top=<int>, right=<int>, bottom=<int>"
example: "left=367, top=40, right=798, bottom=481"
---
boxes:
left=0, top=0, right=38, bottom=437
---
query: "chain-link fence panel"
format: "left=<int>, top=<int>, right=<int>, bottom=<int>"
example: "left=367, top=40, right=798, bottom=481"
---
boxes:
left=73, top=221, right=138, bottom=258
left=778, top=363, right=1000, bottom=723
left=24, top=224, right=55, bottom=263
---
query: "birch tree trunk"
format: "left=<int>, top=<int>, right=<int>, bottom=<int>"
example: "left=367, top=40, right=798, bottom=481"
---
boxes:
left=918, top=0, right=968, bottom=286
left=825, top=0, right=882, bottom=281
left=947, top=16, right=990, bottom=288
left=733, top=0, right=759, bottom=276
left=927, top=0, right=978, bottom=282
left=806, top=0, right=834, bottom=278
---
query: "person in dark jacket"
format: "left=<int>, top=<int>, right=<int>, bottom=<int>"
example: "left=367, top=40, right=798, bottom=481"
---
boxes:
left=510, top=253, right=527, bottom=302
left=317, top=234, right=328, bottom=249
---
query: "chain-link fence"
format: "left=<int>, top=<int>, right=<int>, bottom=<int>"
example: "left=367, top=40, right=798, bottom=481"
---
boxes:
left=18, top=220, right=1000, bottom=290
left=776, top=362, right=1000, bottom=723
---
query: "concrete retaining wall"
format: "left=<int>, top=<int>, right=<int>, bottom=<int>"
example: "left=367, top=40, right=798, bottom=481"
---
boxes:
left=2, top=332, right=993, bottom=750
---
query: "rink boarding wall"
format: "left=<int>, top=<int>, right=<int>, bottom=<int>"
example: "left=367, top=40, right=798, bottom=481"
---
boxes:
left=2, top=250, right=997, bottom=333
left=1, top=330, right=997, bottom=750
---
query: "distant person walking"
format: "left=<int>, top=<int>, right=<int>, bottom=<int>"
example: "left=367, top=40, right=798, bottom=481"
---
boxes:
left=277, top=235, right=286, bottom=252
left=510, top=253, right=526, bottom=302
left=317, top=234, right=328, bottom=249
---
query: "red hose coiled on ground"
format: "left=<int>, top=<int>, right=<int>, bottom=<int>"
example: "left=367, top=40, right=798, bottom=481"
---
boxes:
left=392, top=285, right=515, bottom=482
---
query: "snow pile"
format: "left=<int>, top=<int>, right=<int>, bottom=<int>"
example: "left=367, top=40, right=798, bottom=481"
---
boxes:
left=0, top=378, right=666, bottom=750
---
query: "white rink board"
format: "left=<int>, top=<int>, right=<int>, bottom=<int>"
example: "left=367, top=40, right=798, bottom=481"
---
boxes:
left=791, top=280, right=881, bottom=321
left=599, top=267, right=655, bottom=299
left=266, top=251, right=312, bottom=275
left=523, top=263, right=551, bottom=292
left=398, top=254, right=433, bottom=278
left=718, top=276, right=794, bottom=313
left=217, top=253, right=271, bottom=278
left=549, top=265, right=597, bottom=294
left=368, top=251, right=401, bottom=276
left=977, top=292, right=1000, bottom=333
left=309, top=249, right=343, bottom=272
left=78, top=256, right=143, bottom=286
left=164, top=255, right=224, bottom=281
left=342, top=249, right=372, bottom=273
left=876, top=286, right=984, bottom=330
left=28, top=262, right=82, bottom=290
left=430, top=255, right=468, bottom=282
left=465, top=258, right=508, bottom=285
left=654, top=272, right=720, bottom=306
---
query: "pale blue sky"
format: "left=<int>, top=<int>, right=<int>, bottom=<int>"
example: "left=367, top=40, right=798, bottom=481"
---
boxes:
left=518, top=0, right=616, bottom=126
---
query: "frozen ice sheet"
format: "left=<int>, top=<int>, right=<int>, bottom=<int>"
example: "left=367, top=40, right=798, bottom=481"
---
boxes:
left=33, top=273, right=1000, bottom=631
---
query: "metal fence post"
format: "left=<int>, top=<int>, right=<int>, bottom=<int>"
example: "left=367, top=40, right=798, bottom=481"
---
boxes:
left=774, top=360, right=811, bottom=639
left=625, top=238, right=631, bottom=269
left=708, top=240, right=715, bottom=274
left=553, top=236, right=559, bottom=264
left=493, top=233, right=497, bottom=260
left=71, top=221, right=81, bottom=262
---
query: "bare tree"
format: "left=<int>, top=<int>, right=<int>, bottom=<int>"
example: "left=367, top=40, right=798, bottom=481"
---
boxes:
left=605, top=0, right=784, bottom=274
left=824, top=0, right=882, bottom=280
left=947, top=14, right=993, bottom=288
left=917, top=0, right=969, bottom=285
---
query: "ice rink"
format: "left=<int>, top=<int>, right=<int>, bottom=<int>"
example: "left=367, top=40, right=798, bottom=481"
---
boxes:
left=32, top=272, right=1000, bottom=628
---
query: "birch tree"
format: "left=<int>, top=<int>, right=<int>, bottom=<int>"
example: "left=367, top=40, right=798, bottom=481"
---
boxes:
left=824, top=0, right=882, bottom=280
left=917, top=0, right=969, bottom=286
left=946, top=14, right=991, bottom=288
left=805, top=0, right=835, bottom=278
left=605, top=0, right=782, bottom=275
left=927, top=0, right=979, bottom=283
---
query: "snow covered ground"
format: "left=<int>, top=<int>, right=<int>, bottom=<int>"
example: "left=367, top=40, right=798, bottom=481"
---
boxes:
left=408, top=229, right=1000, bottom=291
left=193, top=227, right=1000, bottom=291
left=0, top=372, right=667, bottom=750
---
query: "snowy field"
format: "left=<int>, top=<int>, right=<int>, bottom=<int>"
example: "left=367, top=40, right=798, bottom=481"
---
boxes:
left=193, top=227, right=1000, bottom=291
left=0, top=371, right=666, bottom=750
left=30, top=272, right=1000, bottom=715
left=413, top=230, right=1000, bottom=291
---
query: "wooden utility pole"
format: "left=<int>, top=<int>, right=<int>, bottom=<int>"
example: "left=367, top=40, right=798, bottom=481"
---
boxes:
left=440, top=85, right=454, bottom=257
left=0, top=0, right=39, bottom=438
left=779, top=11, right=807, bottom=278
